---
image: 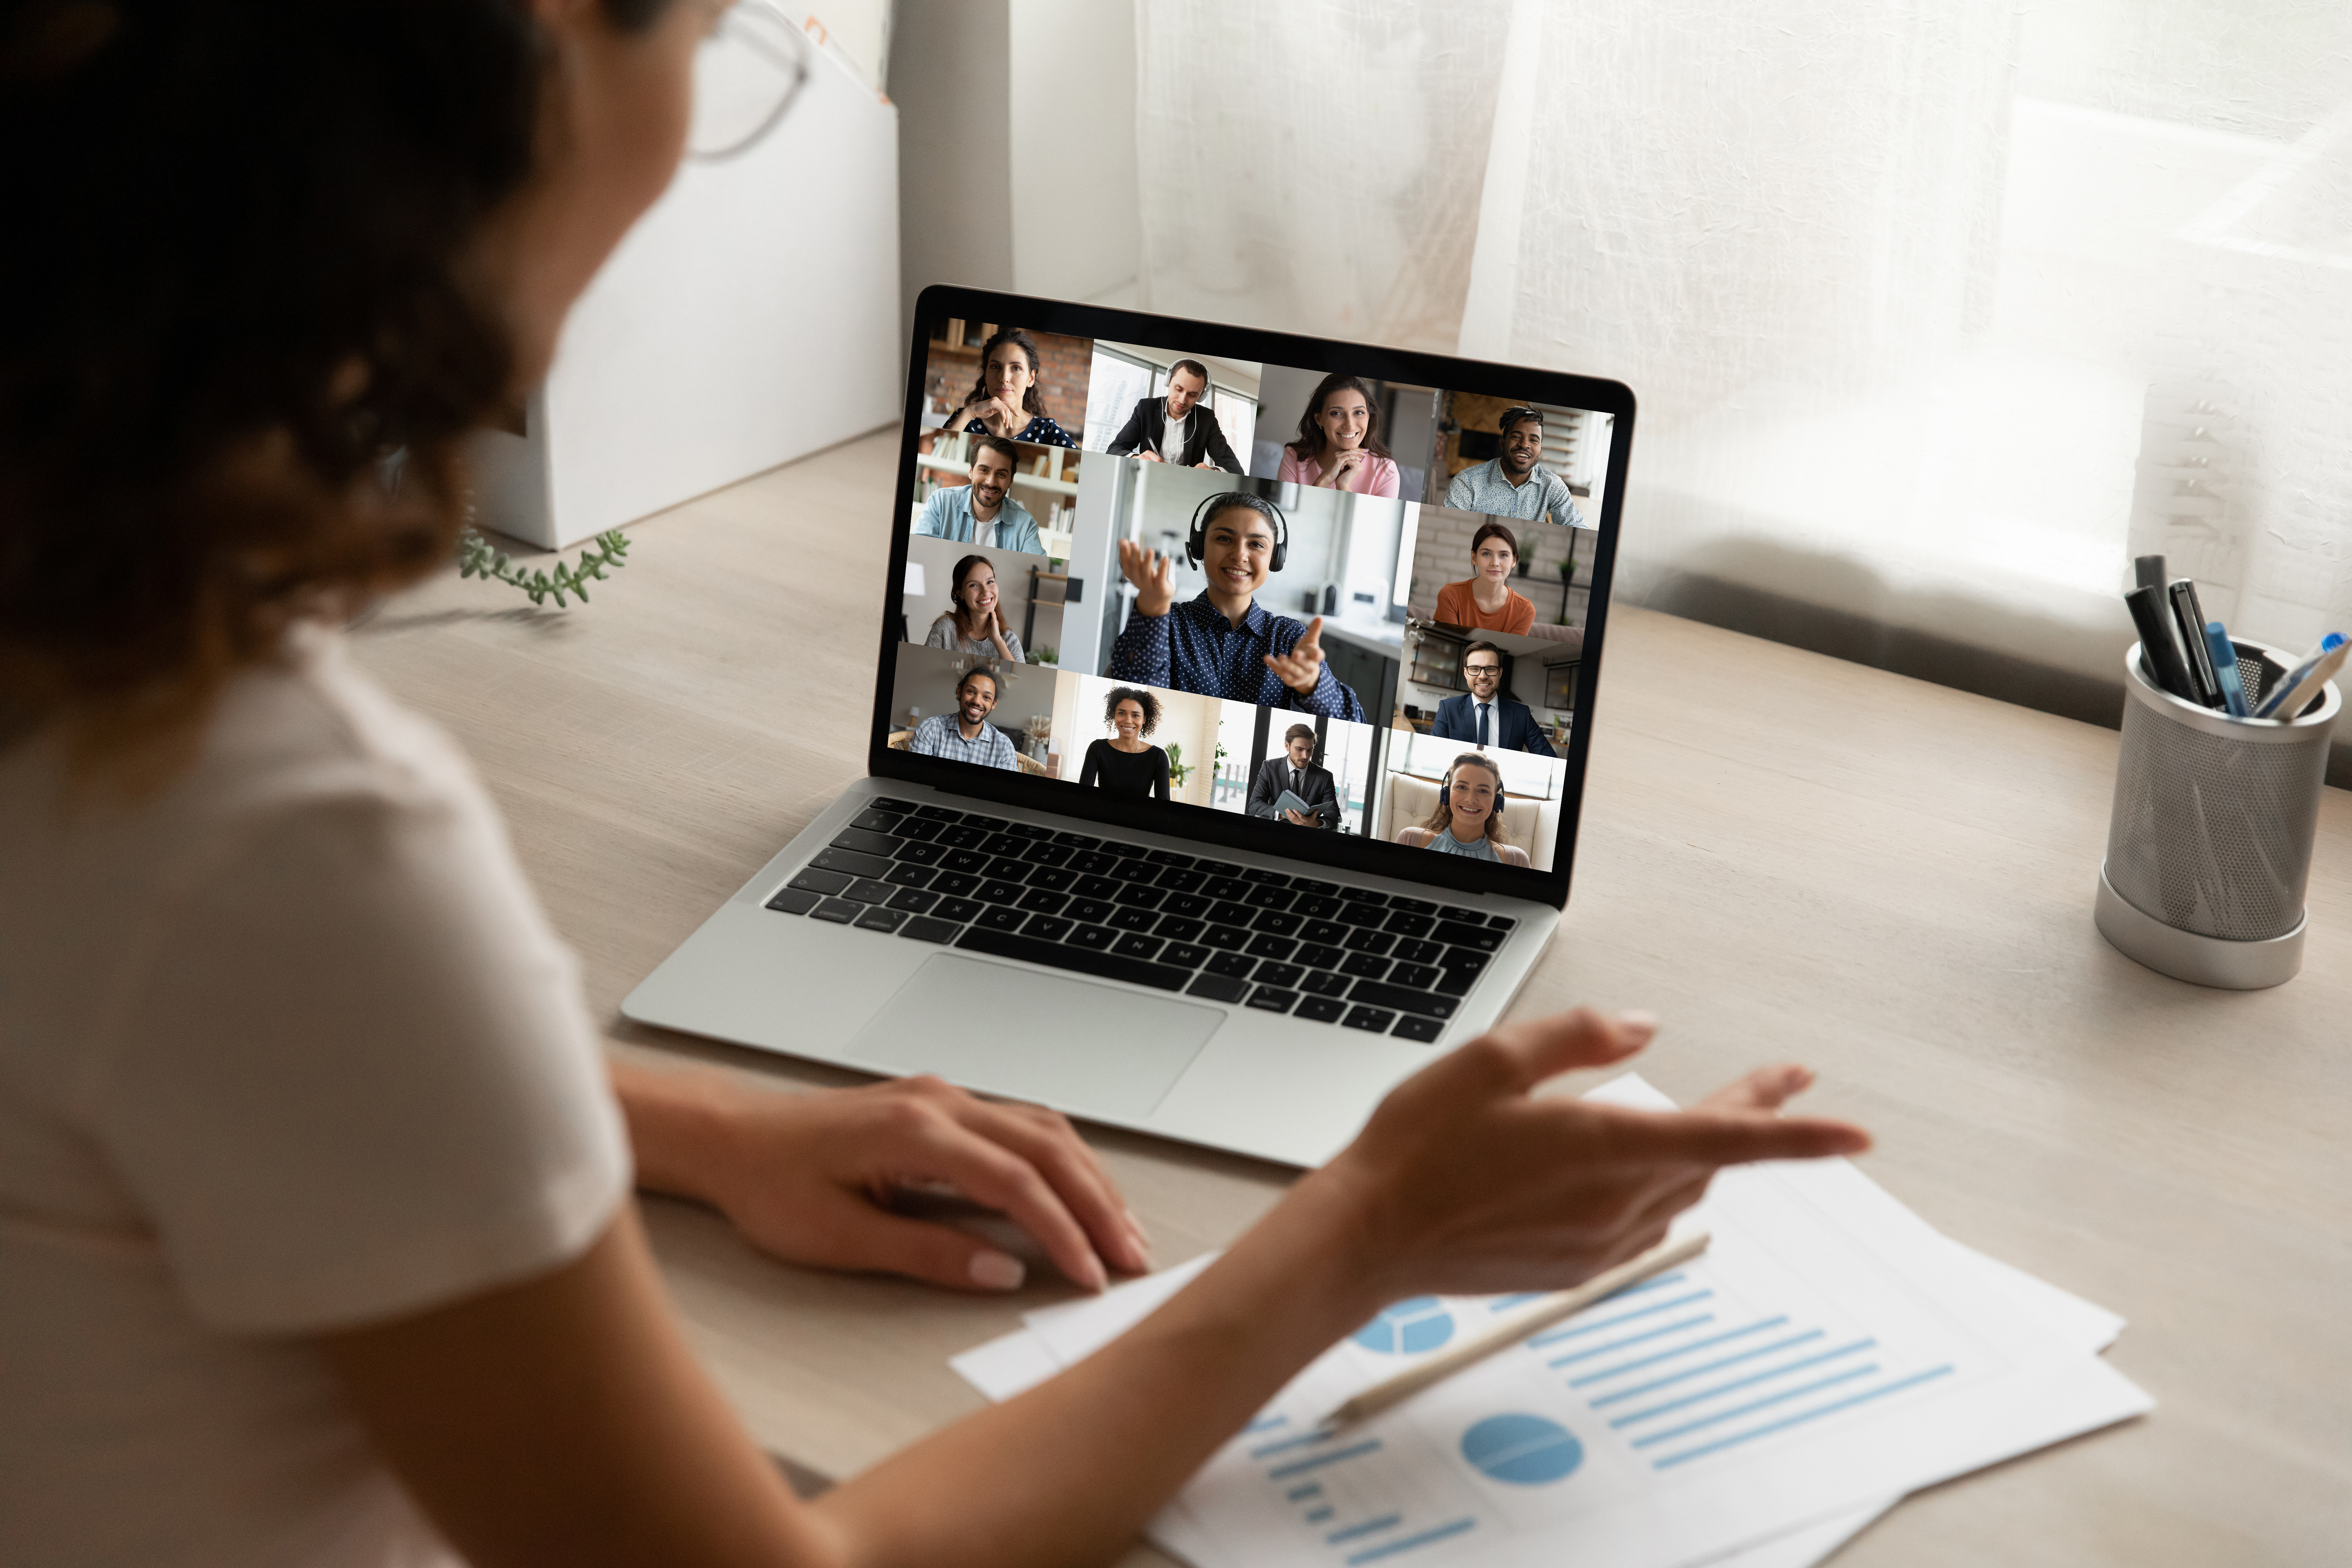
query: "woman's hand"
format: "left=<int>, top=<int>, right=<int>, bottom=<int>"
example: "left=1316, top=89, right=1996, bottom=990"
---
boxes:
left=959, top=395, right=1018, bottom=436
left=988, top=603, right=1014, bottom=657
left=1302, top=1009, right=1869, bottom=1303
left=1262, top=616, right=1326, bottom=697
left=1321, top=448, right=1366, bottom=490
left=614, top=1064, right=1149, bottom=1293
left=1118, top=538, right=1176, bottom=617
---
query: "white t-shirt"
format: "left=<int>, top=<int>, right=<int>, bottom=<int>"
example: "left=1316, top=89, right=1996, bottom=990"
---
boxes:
left=0, top=625, right=631, bottom=1568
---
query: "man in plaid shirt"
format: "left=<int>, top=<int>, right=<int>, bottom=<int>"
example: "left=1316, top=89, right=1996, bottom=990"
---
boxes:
left=908, top=667, right=1020, bottom=769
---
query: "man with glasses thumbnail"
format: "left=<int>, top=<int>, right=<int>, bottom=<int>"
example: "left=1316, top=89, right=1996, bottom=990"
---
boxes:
left=1444, top=407, right=1587, bottom=528
left=1106, top=359, right=1242, bottom=472
left=1429, top=642, right=1555, bottom=756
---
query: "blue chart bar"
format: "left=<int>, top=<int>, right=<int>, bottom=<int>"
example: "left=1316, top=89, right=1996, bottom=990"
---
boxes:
left=1609, top=1340, right=1877, bottom=1428
left=1489, top=1292, right=1547, bottom=1312
left=1547, top=1313, right=1716, bottom=1368
left=1306, top=1506, right=1335, bottom=1523
left=1327, top=1514, right=1402, bottom=1544
left=1253, top=1430, right=1335, bottom=1460
left=1633, top=1364, right=1881, bottom=1448
left=1589, top=1329, right=1826, bottom=1408
left=1651, top=1365, right=1956, bottom=1469
left=1286, top=1483, right=1323, bottom=1502
left=1344, top=1518, right=1478, bottom=1563
left=1567, top=1316, right=1790, bottom=1388
left=1245, top=1413, right=1289, bottom=1435
left=1528, top=1289, right=1716, bottom=1350
left=1267, top=1439, right=1382, bottom=1480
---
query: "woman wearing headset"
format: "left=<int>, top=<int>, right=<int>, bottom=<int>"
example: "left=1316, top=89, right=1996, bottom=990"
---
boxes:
left=1276, top=372, right=1400, bottom=497
left=946, top=326, right=1079, bottom=448
left=1110, top=492, right=1368, bottom=721
left=924, top=554, right=1024, bottom=662
left=1077, top=687, right=1172, bottom=802
left=1396, top=752, right=1533, bottom=865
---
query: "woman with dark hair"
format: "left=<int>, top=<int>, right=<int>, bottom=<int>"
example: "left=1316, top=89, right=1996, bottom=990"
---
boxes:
left=0, top=4, right=1864, bottom=1564
left=1077, top=686, right=1170, bottom=802
left=1276, top=372, right=1400, bottom=496
left=946, top=326, right=1077, bottom=448
left=1434, top=519, right=1536, bottom=634
left=1395, top=752, right=1532, bottom=865
left=924, top=553, right=1023, bottom=662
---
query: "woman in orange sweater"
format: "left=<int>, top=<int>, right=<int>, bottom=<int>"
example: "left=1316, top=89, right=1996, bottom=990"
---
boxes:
left=1434, top=519, right=1537, bottom=634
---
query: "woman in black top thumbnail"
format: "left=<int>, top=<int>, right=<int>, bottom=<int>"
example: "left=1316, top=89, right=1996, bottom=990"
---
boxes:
left=1078, top=686, right=1171, bottom=802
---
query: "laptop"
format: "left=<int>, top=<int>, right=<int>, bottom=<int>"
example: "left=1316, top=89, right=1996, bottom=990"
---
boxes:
left=623, top=286, right=1634, bottom=1168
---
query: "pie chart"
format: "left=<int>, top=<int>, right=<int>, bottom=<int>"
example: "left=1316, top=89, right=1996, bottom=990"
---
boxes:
left=1351, top=1297, right=1455, bottom=1354
left=1461, top=1414, right=1584, bottom=1485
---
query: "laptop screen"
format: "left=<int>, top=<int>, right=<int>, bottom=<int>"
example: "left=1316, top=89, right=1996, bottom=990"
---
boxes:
left=872, top=288, right=1632, bottom=905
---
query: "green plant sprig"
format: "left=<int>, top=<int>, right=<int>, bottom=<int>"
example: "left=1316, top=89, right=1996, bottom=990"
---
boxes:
left=458, top=527, right=630, bottom=607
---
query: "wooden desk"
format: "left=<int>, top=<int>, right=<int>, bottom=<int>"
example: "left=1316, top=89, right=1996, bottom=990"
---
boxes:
left=352, top=429, right=2350, bottom=1567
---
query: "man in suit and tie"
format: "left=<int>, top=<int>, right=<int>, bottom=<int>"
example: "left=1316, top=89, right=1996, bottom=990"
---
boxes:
left=1246, top=723, right=1339, bottom=826
left=1429, top=641, right=1556, bottom=756
left=1105, top=359, right=1244, bottom=473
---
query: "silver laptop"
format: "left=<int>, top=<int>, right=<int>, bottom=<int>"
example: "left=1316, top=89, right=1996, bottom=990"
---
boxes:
left=624, top=288, right=1634, bottom=1167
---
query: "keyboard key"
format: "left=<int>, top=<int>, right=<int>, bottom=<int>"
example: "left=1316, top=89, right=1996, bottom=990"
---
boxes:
left=1066, top=897, right=1116, bottom=924
left=1195, top=858, right=1241, bottom=876
left=1201, top=925, right=1250, bottom=952
left=1202, top=876, right=1249, bottom=901
left=885, top=862, right=938, bottom=888
left=1187, top=972, right=1251, bottom=1003
left=1066, top=924, right=1116, bottom=951
left=1205, top=951, right=1256, bottom=979
left=854, top=905, right=907, bottom=933
left=1387, top=897, right=1436, bottom=914
left=891, top=840, right=945, bottom=865
left=1071, top=850, right=1120, bottom=875
left=1026, top=866, right=1076, bottom=891
left=1436, top=952, right=1491, bottom=996
left=1244, top=885, right=1295, bottom=911
left=1022, top=914, right=1073, bottom=942
left=936, top=825, right=987, bottom=848
left=1111, top=860, right=1158, bottom=884
left=977, top=906, right=1026, bottom=932
left=986, top=855, right=1032, bottom=881
left=1296, top=995, right=1347, bottom=1023
left=1109, top=907, right=1160, bottom=932
left=1155, top=867, right=1206, bottom=893
left=852, top=807, right=901, bottom=833
left=941, top=848, right=991, bottom=875
left=1487, top=915, right=1518, bottom=931
left=888, top=816, right=943, bottom=841
left=1294, top=895, right=1344, bottom=919
left=1389, top=962, right=1441, bottom=989
left=1254, top=961, right=1305, bottom=988
left=1161, top=943, right=1211, bottom=968
left=1342, top=1005, right=1397, bottom=1032
left=1107, top=839, right=1153, bottom=860
left=902, top=915, right=960, bottom=943
left=873, top=797, right=915, bottom=813
left=1340, top=953, right=1392, bottom=980
left=1340, top=889, right=1388, bottom=907
left=1247, top=986, right=1299, bottom=1014
left=1302, top=970, right=1351, bottom=997
left=931, top=871, right=981, bottom=897
left=1300, top=919, right=1348, bottom=945
left=1392, top=1015, right=1445, bottom=1043
left=843, top=878, right=892, bottom=904
left=1155, top=916, right=1205, bottom=943
left=1393, top=938, right=1443, bottom=965
left=1296, top=943, right=1345, bottom=969
left=1017, top=888, right=1069, bottom=914
left=1209, top=899, right=1254, bottom=925
left=882, top=884, right=936, bottom=912
left=915, top=804, right=964, bottom=822
left=977, top=879, right=1023, bottom=904
left=1074, top=874, right=1123, bottom=900
left=831, top=826, right=899, bottom=857
left=1146, top=849, right=1195, bottom=867
left=1246, top=933, right=1298, bottom=961
left=1432, top=920, right=1503, bottom=952
left=764, top=887, right=820, bottom=915
left=1007, top=822, right=1054, bottom=840
left=961, top=815, right=1008, bottom=832
left=954, top=927, right=1192, bottom=992
left=1344, top=927, right=1397, bottom=955
left=1338, top=902, right=1388, bottom=928
left=1050, top=831, right=1100, bottom=849
left=1162, top=892, right=1212, bottom=918
left=811, top=897, right=861, bottom=924
left=1384, top=911, right=1435, bottom=938
left=1114, top=883, right=1167, bottom=909
left=1291, top=877, right=1338, bottom=895
left=1240, top=868, right=1291, bottom=886
left=1346, top=980, right=1458, bottom=1019
left=1438, top=905, right=1482, bottom=924
left=933, top=897, right=985, bottom=923
left=980, top=833, right=1023, bottom=857
left=1112, top=933, right=1166, bottom=960
left=788, top=867, right=855, bottom=896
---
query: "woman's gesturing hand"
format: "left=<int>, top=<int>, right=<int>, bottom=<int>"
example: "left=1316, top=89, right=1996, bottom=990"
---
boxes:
left=1263, top=616, right=1326, bottom=696
left=1118, top=538, right=1177, bottom=617
left=616, top=1065, right=1150, bottom=1294
left=1308, top=1009, right=1869, bottom=1302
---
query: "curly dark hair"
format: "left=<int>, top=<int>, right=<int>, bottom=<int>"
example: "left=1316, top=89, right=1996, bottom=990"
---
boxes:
left=1284, top=372, right=1392, bottom=464
left=1102, top=685, right=1160, bottom=736
left=0, top=0, right=666, bottom=774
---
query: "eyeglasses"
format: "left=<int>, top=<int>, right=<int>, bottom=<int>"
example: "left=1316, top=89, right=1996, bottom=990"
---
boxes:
left=688, top=0, right=812, bottom=161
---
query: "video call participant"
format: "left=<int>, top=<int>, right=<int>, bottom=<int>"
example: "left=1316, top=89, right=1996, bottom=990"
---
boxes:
left=912, top=435, right=1043, bottom=554
left=1429, top=640, right=1556, bottom=757
left=1078, top=687, right=1171, bottom=802
left=1247, top=723, right=1338, bottom=827
left=1276, top=373, right=1400, bottom=497
left=924, top=555, right=1025, bottom=662
left=1444, top=405, right=1587, bottom=527
left=1105, top=358, right=1242, bottom=472
left=945, top=326, right=1078, bottom=448
left=1110, top=493, right=1367, bottom=721
left=907, top=667, right=1020, bottom=769
left=1434, top=520, right=1536, bottom=635
left=1396, top=753, right=1531, bottom=866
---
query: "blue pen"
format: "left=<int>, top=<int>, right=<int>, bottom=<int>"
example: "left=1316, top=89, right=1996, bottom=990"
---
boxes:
left=2204, top=623, right=2251, bottom=718
left=2254, top=632, right=2348, bottom=720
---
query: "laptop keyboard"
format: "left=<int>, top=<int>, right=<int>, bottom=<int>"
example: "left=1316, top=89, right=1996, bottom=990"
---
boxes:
left=760, top=797, right=1513, bottom=1045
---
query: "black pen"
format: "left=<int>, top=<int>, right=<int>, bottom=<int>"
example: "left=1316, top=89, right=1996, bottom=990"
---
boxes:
left=2125, top=585, right=2193, bottom=700
left=2168, top=579, right=2222, bottom=707
left=2133, top=554, right=2167, bottom=593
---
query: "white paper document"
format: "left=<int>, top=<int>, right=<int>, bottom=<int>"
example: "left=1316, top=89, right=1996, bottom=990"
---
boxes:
left=950, top=1073, right=2149, bottom=1568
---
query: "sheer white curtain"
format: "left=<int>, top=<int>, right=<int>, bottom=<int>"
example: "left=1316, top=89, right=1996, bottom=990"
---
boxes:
left=1137, top=0, right=2352, bottom=733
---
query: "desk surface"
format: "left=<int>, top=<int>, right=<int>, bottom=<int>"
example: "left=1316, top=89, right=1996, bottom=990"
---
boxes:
left=352, top=430, right=2350, bottom=1567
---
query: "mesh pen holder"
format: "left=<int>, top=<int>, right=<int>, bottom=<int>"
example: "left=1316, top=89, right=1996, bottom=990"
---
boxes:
left=2096, top=638, right=2339, bottom=988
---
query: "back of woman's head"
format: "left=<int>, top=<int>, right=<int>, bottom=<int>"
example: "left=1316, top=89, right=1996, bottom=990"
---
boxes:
left=0, top=0, right=651, bottom=765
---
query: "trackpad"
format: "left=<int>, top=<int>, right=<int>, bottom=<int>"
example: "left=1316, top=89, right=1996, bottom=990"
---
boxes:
left=841, top=954, right=1221, bottom=1121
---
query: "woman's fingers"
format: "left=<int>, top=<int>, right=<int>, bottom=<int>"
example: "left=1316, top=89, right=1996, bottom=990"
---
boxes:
left=1471, top=1007, right=1656, bottom=1093
left=955, top=1098, right=1149, bottom=1274
left=1695, top=1062, right=1814, bottom=1115
left=909, top=1120, right=1112, bottom=1290
left=1627, top=1106, right=1871, bottom=1166
left=822, top=1203, right=1035, bottom=1294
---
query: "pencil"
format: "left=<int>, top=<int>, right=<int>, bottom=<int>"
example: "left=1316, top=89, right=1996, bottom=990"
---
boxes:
left=1321, top=1231, right=1712, bottom=1429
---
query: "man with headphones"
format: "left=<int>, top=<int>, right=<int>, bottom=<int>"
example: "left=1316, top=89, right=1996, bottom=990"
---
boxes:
left=1107, top=490, right=1367, bottom=722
